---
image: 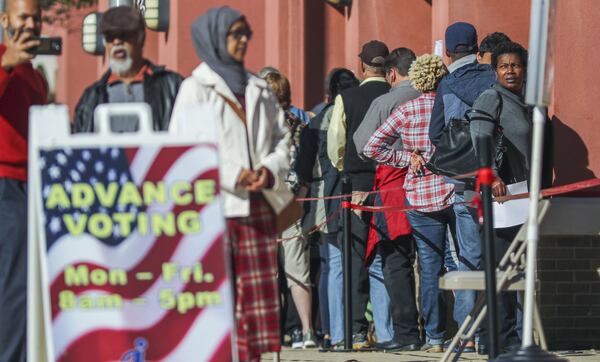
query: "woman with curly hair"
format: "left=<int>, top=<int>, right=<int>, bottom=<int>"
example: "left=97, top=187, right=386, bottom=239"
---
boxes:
left=363, top=54, right=466, bottom=352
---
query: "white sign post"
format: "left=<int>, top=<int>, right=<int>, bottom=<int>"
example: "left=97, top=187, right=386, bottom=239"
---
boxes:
left=27, top=103, right=237, bottom=362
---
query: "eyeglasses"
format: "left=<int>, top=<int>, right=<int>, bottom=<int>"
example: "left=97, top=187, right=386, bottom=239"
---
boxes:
left=104, top=31, right=138, bottom=43
left=227, top=27, right=253, bottom=41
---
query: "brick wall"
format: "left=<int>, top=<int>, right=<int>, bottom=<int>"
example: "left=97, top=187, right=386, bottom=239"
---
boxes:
left=538, top=236, right=600, bottom=350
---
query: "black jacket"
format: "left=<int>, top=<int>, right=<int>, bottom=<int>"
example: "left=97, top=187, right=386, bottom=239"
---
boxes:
left=296, top=104, right=341, bottom=235
left=73, top=61, right=183, bottom=132
left=340, top=80, right=390, bottom=190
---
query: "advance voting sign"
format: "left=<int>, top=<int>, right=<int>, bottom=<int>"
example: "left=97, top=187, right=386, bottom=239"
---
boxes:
left=28, top=104, right=235, bottom=362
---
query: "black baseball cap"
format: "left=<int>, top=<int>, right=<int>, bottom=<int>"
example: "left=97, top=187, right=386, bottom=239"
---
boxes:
left=100, top=6, right=146, bottom=35
left=359, top=40, right=389, bottom=67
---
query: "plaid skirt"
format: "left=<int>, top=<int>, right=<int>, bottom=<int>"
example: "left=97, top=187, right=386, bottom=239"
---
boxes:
left=226, top=194, right=280, bottom=362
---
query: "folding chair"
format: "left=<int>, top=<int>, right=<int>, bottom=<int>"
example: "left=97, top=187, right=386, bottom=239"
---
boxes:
left=439, top=197, right=600, bottom=362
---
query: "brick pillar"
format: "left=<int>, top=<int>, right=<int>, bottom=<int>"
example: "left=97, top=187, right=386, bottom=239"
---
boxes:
left=538, top=236, right=600, bottom=349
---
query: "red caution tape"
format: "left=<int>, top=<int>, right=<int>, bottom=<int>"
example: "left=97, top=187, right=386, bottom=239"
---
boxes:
left=295, top=186, right=405, bottom=202
left=284, top=178, right=600, bottom=241
left=276, top=207, right=342, bottom=243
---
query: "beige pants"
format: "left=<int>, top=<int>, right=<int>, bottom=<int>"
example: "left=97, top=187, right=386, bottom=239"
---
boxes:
left=280, top=219, right=310, bottom=288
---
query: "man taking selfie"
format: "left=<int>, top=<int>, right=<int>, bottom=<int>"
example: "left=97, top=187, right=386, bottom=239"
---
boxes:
left=0, top=0, right=48, bottom=360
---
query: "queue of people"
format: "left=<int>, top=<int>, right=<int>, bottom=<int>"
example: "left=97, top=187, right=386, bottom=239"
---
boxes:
left=0, top=1, right=553, bottom=362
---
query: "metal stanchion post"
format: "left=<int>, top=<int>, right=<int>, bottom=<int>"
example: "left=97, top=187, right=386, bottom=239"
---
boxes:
left=342, top=176, right=353, bottom=351
left=479, top=136, right=500, bottom=359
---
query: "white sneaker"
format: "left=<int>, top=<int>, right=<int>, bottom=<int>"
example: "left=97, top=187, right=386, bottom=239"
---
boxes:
left=291, top=329, right=303, bottom=349
left=303, top=330, right=317, bottom=348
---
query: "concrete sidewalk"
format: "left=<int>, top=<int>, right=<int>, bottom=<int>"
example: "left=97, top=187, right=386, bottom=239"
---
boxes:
left=261, top=348, right=600, bottom=361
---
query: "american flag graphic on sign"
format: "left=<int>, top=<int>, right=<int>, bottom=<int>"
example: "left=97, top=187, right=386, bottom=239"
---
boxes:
left=39, top=144, right=234, bottom=362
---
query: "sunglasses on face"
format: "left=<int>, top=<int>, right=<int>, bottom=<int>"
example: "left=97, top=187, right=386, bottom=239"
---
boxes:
left=104, top=32, right=138, bottom=43
left=227, top=27, right=253, bottom=41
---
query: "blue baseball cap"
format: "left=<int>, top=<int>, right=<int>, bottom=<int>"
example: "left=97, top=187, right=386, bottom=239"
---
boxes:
left=445, top=22, right=478, bottom=53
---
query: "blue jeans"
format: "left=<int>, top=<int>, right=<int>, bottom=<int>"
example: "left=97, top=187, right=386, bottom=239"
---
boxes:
left=451, top=193, right=481, bottom=328
left=445, top=231, right=458, bottom=272
left=369, top=253, right=394, bottom=343
left=407, top=208, right=450, bottom=345
left=323, top=237, right=394, bottom=344
left=324, top=237, right=344, bottom=344
left=319, top=235, right=331, bottom=336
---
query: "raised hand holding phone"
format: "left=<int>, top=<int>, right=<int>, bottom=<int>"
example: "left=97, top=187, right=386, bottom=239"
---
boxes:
left=1, top=28, right=40, bottom=70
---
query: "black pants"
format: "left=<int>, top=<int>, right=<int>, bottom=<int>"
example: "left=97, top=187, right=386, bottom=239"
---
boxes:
left=377, top=236, right=421, bottom=344
left=348, top=207, right=371, bottom=335
left=0, top=179, right=27, bottom=362
left=480, top=225, right=522, bottom=349
left=343, top=174, right=375, bottom=336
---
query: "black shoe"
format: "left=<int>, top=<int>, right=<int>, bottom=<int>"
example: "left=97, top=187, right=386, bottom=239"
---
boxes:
left=383, top=341, right=421, bottom=352
left=321, top=338, right=332, bottom=350
left=375, top=340, right=397, bottom=350
left=291, top=328, right=303, bottom=349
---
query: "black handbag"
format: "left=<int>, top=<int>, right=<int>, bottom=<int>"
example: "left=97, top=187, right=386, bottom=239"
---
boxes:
left=425, top=96, right=505, bottom=178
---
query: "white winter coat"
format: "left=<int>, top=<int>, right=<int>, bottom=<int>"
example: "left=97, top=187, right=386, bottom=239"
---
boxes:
left=169, top=62, right=293, bottom=218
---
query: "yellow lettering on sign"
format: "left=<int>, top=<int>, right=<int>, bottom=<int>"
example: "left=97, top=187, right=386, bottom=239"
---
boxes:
left=143, top=181, right=166, bottom=205
left=113, top=212, right=135, bottom=237
left=46, top=184, right=70, bottom=209
left=194, top=180, right=216, bottom=204
left=71, top=183, right=94, bottom=208
left=88, top=214, right=112, bottom=239
left=58, top=290, right=75, bottom=310
left=63, top=214, right=87, bottom=235
left=95, top=182, right=119, bottom=208
left=118, top=182, right=143, bottom=207
left=152, top=212, right=176, bottom=237
left=171, top=181, right=192, bottom=206
left=65, top=265, right=90, bottom=286
left=177, top=210, right=201, bottom=234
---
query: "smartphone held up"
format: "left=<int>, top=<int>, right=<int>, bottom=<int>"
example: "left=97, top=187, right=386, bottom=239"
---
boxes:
left=4, top=24, right=63, bottom=56
left=27, top=37, right=62, bottom=56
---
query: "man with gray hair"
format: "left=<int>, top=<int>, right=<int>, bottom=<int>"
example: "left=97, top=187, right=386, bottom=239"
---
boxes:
left=354, top=48, right=422, bottom=351
left=74, top=5, right=182, bottom=132
left=327, top=40, right=391, bottom=349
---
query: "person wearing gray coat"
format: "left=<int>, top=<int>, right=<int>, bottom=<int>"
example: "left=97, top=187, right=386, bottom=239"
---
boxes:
left=470, top=41, right=553, bottom=353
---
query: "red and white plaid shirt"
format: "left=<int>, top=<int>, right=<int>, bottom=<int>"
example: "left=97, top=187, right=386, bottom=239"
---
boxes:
left=363, top=92, right=454, bottom=212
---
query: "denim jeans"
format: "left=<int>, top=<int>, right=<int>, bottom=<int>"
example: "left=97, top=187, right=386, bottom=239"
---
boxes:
left=445, top=231, right=458, bottom=272
left=451, top=193, right=481, bottom=328
left=369, top=253, right=394, bottom=343
left=407, top=208, right=450, bottom=345
left=0, top=180, right=27, bottom=362
left=319, top=234, right=332, bottom=336
left=325, top=237, right=345, bottom=344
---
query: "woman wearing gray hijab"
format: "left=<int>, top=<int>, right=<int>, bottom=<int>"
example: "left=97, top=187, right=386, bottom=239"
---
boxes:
left=170, top=6, right=293, bottom=362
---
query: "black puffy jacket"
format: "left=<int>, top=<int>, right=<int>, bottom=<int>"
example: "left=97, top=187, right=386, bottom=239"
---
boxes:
left=73, top=61, right=183, bottom=132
